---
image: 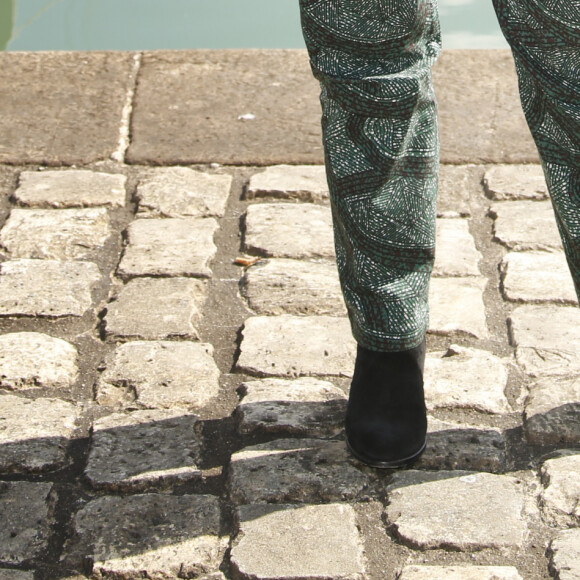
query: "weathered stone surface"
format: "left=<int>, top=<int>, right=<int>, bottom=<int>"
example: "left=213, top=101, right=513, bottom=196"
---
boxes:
left=0, top=482, right=53, bottom=564
left=246, top=165, right=329, bottom=202
left=399, top=566, right=523, bottom=580
left=241, top=258, right=345, bottom=316
left=136, top=167, right=232, bottom=218
left=509, top=305, right=580, bottom=377
left=85, top=409, right=201, bottom=491
left=500, top=251, right=577, bottom=305
left=229, top=439, right=369, bottom=505
left=484, top=164, right=547, bottom=201
left=231, top=503, right=365, bottom=580
left=104, top=278, right=207, bottom=340
left=0, top=208, right=112, bottom=261
left=0, top=259, right=101, bottom=318
left=433, top=219, right=482, bottom=277
left=525, top=376, right=580, bottom=445
left=117, top=218, right=218, bottom=278
left=236, top=315, right=355, bottom=378
left=67, top=494, right=225, bottom=579
left=424, top=346, right=511, bottom=414
left=243, top=203, right=334, bottom=259
left=549, top=529, right=580, bottom=580
left=429, top=278, right=489, bottom=339
left=437, top=165, right=471, bottom=218
left=0, top=571, right=35, bottom=580
left=490, top=201, right=562, bottom=251
left=236, top=377, right=347, bottom=437
left=15, top=170, right=127, bottom=208
left=96, top=341, right=220, bottom=411
left=0, top=332, right=78, bottom=391
left=385, top=471, right=526, bottom=550
left=540, top=452, right=580, bottom=528
left=0, top=395, right=78, bottom=473
left=417, top=418, right=505, bottom=473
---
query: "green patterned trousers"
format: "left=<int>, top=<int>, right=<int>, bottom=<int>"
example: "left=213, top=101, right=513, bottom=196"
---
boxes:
left=299, top=0, right=580, bottom=351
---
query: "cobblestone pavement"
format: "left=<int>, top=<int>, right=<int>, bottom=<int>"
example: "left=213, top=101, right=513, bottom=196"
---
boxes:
left=0, top=50, right=579, bottom=580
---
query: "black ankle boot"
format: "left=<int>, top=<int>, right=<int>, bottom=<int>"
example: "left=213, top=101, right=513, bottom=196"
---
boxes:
left=345, top=339, right=427, bottom=468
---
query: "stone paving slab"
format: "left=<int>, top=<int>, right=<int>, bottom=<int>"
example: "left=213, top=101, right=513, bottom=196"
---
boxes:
left=509, top=305, right=580, bottom=377
left=243, top=202, right=334, bottom=259
left=136, top=167, right=232, bottom=218
left=549, top=528, right=580, bottom=580
left=117, top=217, right=218, bottom=279
left=491, top=201, right=562, bottom=251
left=501, top=251, right=578, bottom=305
left=433, top=219, right=482, bottom=277
left=66, top=494, right=225, bottom=579
left=14, top=170, right=127, bottom=208
left=0, top=571, right=35, bottom=580
left=428, top=277, right=489, bottom=339
left=96, top=341, right=220, bottom=411
left=230, top=503, right=365, bottom=580
left=0, top=482, right=53, bottom=565
left=437, top=165, right=472, bottom=218
left=241, top=258, right=345, bottom=316
left=484, top=165, right=548, bottom=201
left=0, top=208, right=112, bottom=261
left=85, top=409, right=202, bottom=492
left=399, top=566, right=523, bottom=580
left=246, top=165, right=329, bottom=202
left=229, top=439, right=370, bottom=505
left=385, top=471, right=527, bottom=550
left=525, top=376, right=580, bottom=445
left=0, top=259, right=102, bottom=318
left=0, top=395, right=78, bottom=473
left=0, top=52, right=136, bottom=165
left=424, top=346, right=511, bottom=414
left=104, top=277, right=207, bottom=340
left=0, top=332, right=78, bottom=391
left=236, top=315, right=356, bottom=378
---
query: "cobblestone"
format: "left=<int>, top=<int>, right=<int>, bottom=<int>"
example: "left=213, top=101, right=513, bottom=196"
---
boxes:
left=246, top=165, right=329, bottom=202
left=399, top=566, right=523, bottom=580
left=14, top=170, right=127, bottom=208
left=484, top=164, right=548, bottom=201
left=433, top=219, right=482, bottom=277
left=117, top=217, right=218, bottom=278
left=0, top=332, right=78, bottom=391
left=549, top=529, right=580, bottom=580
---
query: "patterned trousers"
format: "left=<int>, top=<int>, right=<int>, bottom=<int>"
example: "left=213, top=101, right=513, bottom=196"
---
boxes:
left=299, top=0, right=580, bottom=351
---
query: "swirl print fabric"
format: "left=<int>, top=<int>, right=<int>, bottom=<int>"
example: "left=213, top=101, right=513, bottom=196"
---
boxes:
left=300, top=0, right=580, bottom=351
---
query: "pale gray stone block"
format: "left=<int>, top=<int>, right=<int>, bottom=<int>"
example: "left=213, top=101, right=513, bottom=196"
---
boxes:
left=484, top=164, right=547, bottom=201
left=85, top=409, right=202, bottom=492
left=236, top=377, right=347, bottom=437
left=241, top=258, right=346, bottom=316
left=136, top=167, right=232, bottom=218
left=231, top=503, right=365, bottom=580
left=117, top=217, right=218, bottom=278
left=429, top=278, right=489, bottom=339
left=0, top=571, right=35, bottom=580
left=399, top=566, right=523, bottom=580
left=0, top=208, right=112, bottom=261
left=549, top=529, right=580, bottom=580
left=0, top=259, right=101, bottom=318
left=540, top=452, right=580, bottom=528
left=243, top=203, right=334, bottom=259
left=246, top=165, right=329, bottom=202
left=236, top=315, right=356, bottom=378
left=0, top=332, right=78, bottom=391
left=104, top=278, right=207, bottom=340
left=509, top=305, right=580, bottom=377
left=525, top=376, right=580, bottom=445
left=490, top=201, right=561, bottom=251
left=501, top=251, right=577, bottom=304
left=0, top=482, right=53, bottom=564
left=0, top=395, right=78, bottom=473
left=67, top=494, right=226, bottom=579
left=437, top=165, right=471, bottom=218
left=96, top=341, right=219, bottom=411
left=433, top=219, right=482, bottom=276
left=424, top=346, right=511, bottom=414
left=385, top=471, right=527, bottom=550
left=229, top=439, right=370, bottom=505
left=15, top=170, right=127, bottom=208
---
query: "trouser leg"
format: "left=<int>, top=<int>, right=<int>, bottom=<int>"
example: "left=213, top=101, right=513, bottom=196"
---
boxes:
left=300, top=0, right=442, bottom=351
left=493, top=0, right=580, bottom=298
